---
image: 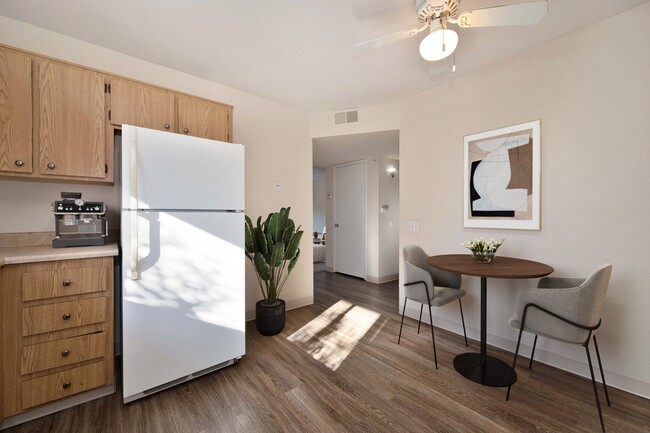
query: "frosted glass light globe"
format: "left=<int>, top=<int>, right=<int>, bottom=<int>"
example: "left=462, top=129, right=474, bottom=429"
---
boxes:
left=419, top=27, right=458, bottom=61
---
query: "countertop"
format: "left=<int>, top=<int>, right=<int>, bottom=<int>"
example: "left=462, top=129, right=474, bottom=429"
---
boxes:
left=0, top=242, right=119, bottom=267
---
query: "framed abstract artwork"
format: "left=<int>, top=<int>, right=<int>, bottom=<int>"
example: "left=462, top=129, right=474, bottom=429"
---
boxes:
left=463, top=120, right=541, bottom=230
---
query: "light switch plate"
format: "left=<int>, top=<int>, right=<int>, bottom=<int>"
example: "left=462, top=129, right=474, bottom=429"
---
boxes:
left=409, top=220, right=420, bottom=232
left=274, top=181, right=280, bottom=191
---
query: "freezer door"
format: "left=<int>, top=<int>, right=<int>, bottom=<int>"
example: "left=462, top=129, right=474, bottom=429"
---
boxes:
left=121, top=210, right=245, bottom=402
left=122, top=125, right=244, bottom=211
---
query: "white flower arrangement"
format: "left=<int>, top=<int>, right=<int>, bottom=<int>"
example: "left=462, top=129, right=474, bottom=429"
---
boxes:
left=461, top=236, right=504, bottom=254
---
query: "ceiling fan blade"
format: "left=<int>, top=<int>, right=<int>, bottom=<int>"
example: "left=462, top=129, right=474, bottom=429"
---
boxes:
left=354, top=24, right=428, bottom=49
left=457, top=1, right=547, bottom=28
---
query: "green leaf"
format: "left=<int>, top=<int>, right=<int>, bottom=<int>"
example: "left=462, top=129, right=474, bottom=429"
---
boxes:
left=284, top=229, right=303, bottom=260
left=244, top=215, right=256, bottom=258
left=253, top=252, right=270, bottom=281
left=270, top=241, right=285, bottom=268
left=268, top=212, right=282, bottom=243
left=282, top=220, right=295, bottom=245
left=288, top=248, right=301, bottom=274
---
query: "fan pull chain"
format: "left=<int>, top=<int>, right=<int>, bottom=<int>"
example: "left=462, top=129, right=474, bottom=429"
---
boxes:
left=441, top=19, right=446, bottom=52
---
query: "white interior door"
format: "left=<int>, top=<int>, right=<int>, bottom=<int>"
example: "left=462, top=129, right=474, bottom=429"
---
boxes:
left=334, top=161, right=366, bottom=278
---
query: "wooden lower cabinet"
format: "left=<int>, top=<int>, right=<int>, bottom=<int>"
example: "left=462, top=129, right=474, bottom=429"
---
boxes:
left=0, top=257, right=114, bottom=420
left=21, top=361, right=107, bottom=410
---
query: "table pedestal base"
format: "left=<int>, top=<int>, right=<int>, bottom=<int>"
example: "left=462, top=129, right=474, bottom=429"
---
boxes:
left=453, top=353, right=516, bottom=387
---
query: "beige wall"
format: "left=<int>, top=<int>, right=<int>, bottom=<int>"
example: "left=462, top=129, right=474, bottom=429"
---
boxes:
left=399, top=4, right=650, bottom=396
left=0, top=16, right=314, bottom=318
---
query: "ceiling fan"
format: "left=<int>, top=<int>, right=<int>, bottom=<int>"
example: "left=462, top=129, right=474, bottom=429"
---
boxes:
left=355, top=0, right=548, bottom=62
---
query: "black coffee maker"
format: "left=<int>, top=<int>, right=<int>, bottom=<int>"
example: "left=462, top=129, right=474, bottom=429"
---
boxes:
left=52, top=192, right=108, bottom=248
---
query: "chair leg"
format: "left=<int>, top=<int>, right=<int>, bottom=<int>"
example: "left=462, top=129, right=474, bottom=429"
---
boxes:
left=397, top=297, right=408, bottom=345
left=417, top=304, right=423, bottom=334
left=528, top=334, right=538, bottom=369
left=585, top=342, right=606, bottom=433
left=506, top=325, right=526, bottom=401
left=593, top=335, right=611, bottom=407
left=458, top=298, right=468, bottom=347
left=427, top=305, right=438, bottom=370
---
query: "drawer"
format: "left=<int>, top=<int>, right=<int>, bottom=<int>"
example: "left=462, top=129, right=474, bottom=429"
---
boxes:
left=22, top=265, right=108, bottom=301
left=22, top=297, right=106, bottom=337
left=21, top=332, right=106, bottom=375
left=21, top=361, right=106, bottom=409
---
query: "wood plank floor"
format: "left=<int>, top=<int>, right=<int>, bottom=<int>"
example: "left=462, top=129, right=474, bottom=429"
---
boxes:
left=5, top=272, right=649, bottom=432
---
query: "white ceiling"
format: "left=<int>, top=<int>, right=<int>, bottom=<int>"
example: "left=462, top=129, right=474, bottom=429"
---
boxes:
left=1, top=0, right=647, bottom=113
left=313, top=130, right=399, bottom=168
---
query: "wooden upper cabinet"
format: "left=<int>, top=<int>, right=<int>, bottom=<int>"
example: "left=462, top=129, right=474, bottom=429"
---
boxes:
left=109, top=78, right=175, bottom=132
left=177, top=95, right=232, bottom=142
left=36, top=59, right=106, bottom=179
left=0, top=47, right=32, bottom=174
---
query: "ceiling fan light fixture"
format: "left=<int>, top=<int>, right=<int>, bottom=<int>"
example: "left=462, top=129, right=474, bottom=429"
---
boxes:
left=419, top=26, right=458, bottom=61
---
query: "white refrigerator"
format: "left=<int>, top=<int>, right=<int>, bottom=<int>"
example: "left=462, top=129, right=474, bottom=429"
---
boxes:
left=120, top=125, right=245, bottom=403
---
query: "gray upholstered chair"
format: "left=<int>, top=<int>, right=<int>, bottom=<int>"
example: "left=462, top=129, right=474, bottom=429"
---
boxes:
left=399, top=245, right=468, bottom=369
left=506, top=263, right=612, bottom=433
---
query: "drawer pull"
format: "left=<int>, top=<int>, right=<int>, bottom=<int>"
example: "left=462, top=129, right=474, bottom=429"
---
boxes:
left=61, top=349, right=70, bottom=357
left=62, top=279, right=72, bottom=287
left=62, top=381, right=71, bottom=389
left=62, top=313, right=71, bottom=321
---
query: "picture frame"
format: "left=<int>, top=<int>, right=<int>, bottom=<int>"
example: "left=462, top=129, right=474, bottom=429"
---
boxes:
left=463, top=119, right=541, bottom=230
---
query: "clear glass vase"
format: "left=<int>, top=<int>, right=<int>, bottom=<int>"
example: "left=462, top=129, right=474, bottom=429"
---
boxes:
left=472, top=251, right=495, bottom=263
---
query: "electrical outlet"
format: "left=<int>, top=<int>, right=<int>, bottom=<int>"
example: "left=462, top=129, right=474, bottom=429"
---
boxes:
left=274, top=181, right=280, bottom=192
left=409, top=220, right=420, bottom=232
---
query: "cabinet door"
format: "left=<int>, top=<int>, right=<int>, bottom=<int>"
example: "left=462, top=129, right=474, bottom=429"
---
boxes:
left=37, top=60, right=106, bottom=179
left=110, top=78, right=175, bottom=132
left=0, top=47, right=32, bottom=174
left=177, top=95, right=232, bottom=142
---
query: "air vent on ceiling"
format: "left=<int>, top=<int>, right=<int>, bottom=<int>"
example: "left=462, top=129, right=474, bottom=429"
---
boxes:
left=334, top=110, right=359, bottom=125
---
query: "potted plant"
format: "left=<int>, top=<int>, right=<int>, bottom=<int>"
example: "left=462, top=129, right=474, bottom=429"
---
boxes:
left=245, top=207, right=303, bottom=335
left=461, top=236, right=504, bottom=263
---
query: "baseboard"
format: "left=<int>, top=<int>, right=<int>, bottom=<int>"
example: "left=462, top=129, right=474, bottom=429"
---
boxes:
left=403, top=304, right=650, bottom=399
left=366, top=274, right=399, bottom=284
left=246, top=295, right=314, bottom=322
left=0, top=384, right=115, bottom=430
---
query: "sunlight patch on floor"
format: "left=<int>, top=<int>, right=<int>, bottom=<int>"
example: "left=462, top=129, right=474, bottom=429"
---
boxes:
left=287, top=300, right=380, bottom=371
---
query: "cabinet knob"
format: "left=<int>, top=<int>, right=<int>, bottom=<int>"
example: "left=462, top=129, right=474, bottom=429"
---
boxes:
left=62, top=381, right=71, bottom=389
left=15, top=160, right=24, bottom=167
left=62, top=313, right=71, bottom=321
left=164, top=123, right=170, bottom=129
left=183, top=128, right=189, bottom=134
left=61, top=349, right=70, bottom=357
left=62, top=279, right=71, bottom=287
left=47, top=162, right=56, bottom=169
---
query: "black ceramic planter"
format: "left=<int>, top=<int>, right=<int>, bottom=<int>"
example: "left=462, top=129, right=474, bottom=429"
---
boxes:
left=255, top=299, right=286, bottom=336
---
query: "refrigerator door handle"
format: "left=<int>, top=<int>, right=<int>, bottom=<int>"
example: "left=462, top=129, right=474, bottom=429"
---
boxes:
left=130, top=212, right=139, bottom=280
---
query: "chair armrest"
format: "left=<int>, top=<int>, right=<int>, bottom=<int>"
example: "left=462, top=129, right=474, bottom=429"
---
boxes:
left=515, top=287, right=581, bottom=323
left=403, top=261, right=434, bottom=300
left=537, top=277, right=585, bottom=289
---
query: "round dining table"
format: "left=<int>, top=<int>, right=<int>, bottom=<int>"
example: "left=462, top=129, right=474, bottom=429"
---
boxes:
left=427, top=254, right=553, bottom=387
